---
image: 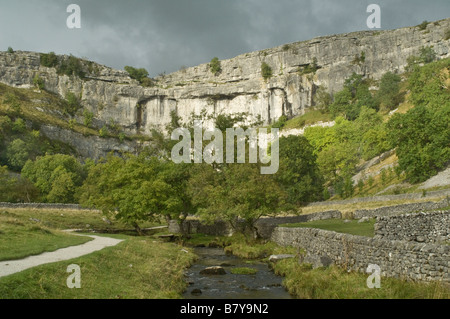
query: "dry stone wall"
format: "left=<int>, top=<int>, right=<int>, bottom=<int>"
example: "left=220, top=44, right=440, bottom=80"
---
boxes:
left=271, top=227, right=449, bottom=282
left=375, top=211, right=450, bottom=244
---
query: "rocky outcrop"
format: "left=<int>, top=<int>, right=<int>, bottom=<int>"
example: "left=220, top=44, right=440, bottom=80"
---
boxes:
left=38, top=124, right=142, bottom=159
left=1, top=18, right=449, bottom=138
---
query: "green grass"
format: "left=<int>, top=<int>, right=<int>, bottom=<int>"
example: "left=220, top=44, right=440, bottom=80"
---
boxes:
left=0, top=211, right=92, bottom=261
left=280, top=219, right=376, bottom=237
left=0, top=208, right=164, bottom=261
left=272, top=260, right=449, bottom=299
left=1, top=208, right=160, bottom=232
left=0, top=236, right=196, bottom=299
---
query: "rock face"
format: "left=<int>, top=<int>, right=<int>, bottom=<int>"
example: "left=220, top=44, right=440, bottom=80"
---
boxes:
left=1, top=18, right=449, bottom=139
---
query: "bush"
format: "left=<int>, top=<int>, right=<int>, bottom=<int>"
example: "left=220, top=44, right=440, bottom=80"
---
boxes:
left=58, top=55, right=85, bottom=78
left=209, top=57, right=221, bottom=75
left=417, top=21, right=429, bottom=31
left=445, top=29, right=450, bottom=41
left=124, top=66, right=150, bottom=84
left=99, top=126, right=109, bottom=137
left=271, top=115, right=288, bottom=129
left=40, top=52, right=58, bottom=68
left=83, top=110, right=93, bottom=127
left=261, top=62, right=273, bottom=80
left=376, top=72, right=403, bottom=110
left=33, top=74, right=45, bottom=90
left=65, top=92, right=81, bottom=115
left=7, top=47, right=14, bottom=54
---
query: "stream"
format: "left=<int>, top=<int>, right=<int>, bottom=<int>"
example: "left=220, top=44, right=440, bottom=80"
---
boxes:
left=183, top=247, right=293, bottom=299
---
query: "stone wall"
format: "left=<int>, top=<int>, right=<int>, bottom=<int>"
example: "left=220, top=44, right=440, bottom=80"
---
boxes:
left=353, top=198, right=450, bottom=219
left=307, top=189, right=450, bottom=208
left=168, top=210, right=342, bottom=238
left=375, top=211, right=450, bottom=244
left=271, top=227, right=449, bottom=282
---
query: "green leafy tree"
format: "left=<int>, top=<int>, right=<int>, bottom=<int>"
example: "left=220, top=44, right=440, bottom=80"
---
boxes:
left=387, top=104, right=450, bottom=183
left=209, top=57, right=222, bottom=75
left=58, top=55, right=85, bottom=78
left=0, top=166, right=39, bottom=203
left=22, top=154, right=86, bottom=203
left=6, top=139, right=30, bottom=171
left=40, top=52, right=58, bottom=68
left=124, top=66, right=150, bottom=84
left=376, top=72, right=403, bottom=110
left=276, top=135, right=324, bottom=205
left=189, top=163, right=286, bottom=238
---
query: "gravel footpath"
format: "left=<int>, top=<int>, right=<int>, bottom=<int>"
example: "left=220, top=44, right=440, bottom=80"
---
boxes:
left=0, top=232, right=124, bottom=278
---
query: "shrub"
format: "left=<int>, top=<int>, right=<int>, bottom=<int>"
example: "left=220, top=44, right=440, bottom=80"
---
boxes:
left=99, top=126, right=109, bottom=137
left=261, top=62, right=273, bottom=80
left=271, top=115, right=288, bottom=129
left=445, top=29, right=450, bottom=41
left=40, top=52, right=58, bottom=68
left=209, top=57, right=221, bottom=75
left=12, top=118, right=26, bottom=133
left=33, top=74, right=45, bottom=90
left=58, top=55, right=85, bottom=78
left=124, top=66, right=150, bottom=84
left=417, top=21, right=429, bottom=31
left=376, top=72, right=403, bottom=110
left=83, top=110, right=93, bottom=127
left=419, top=46, right=437, bottom=64
left=282, top=44, right=290, bottom=51
left=7, top=47, right=14, bottom=54
left=65, top=92, right=81, bottom=115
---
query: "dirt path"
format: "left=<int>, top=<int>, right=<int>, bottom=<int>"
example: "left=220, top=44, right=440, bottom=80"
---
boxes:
left=0, top=232, right=124, bottom=278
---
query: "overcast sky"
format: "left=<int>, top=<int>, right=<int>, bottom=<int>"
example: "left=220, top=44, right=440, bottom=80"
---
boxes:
left=0, top=0, right=449, bottom=76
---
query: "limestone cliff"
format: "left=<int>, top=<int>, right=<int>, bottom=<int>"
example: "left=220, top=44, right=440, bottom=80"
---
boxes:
left=1, top=18, right=449, bottom=140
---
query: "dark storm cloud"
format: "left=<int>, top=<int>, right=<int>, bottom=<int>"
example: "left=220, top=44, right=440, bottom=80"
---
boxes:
left=0, top=0, right=449, bottom=76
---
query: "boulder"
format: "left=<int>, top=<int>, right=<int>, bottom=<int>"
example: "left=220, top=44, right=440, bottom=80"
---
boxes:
left=200, top=266, right=226, bottom=275
left=269, top=254, right=296, bottom=263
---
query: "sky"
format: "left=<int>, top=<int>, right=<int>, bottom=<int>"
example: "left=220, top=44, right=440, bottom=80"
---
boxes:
left=0, top=0, right=449, bottom=77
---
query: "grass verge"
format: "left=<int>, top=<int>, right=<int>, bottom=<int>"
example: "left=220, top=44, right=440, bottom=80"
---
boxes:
left=0, top=211, right=92, bottom=261
left=272, top=259, right=449, bottom=299
left=0, top=236, right=196, bottom=299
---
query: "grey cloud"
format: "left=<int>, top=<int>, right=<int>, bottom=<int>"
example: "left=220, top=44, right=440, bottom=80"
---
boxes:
left=0, top=0, right=448, bottom=76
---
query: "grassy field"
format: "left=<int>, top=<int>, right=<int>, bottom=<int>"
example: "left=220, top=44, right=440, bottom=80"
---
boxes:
left=0, top=210, right=92, bottom=261
left=280, top=218, right=376, bottom=237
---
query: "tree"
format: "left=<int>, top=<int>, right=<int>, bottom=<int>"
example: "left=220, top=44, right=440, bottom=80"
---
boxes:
left=124, top=66, right=150, bottom=84
left=376, top=72, right=403, bottom=110
left=189, top=163, right=286, bottom=238
left=22, top=154, right=86, bottom=203
left=40, top=52, right=58, bottom=68
left=6, top=139, right=30, bottom=171
left=0, top=166, right=39, bottom=203
left=276, top=135, right=324, bottom=205
left=387, top=104, right=450, bottom=183
left=78, top=154, right=194, bottom=234
left=209, top=57, right=222, bottom=75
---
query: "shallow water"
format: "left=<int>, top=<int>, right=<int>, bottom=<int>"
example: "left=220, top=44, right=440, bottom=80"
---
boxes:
left=183, top=247, right=292, bottom=299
